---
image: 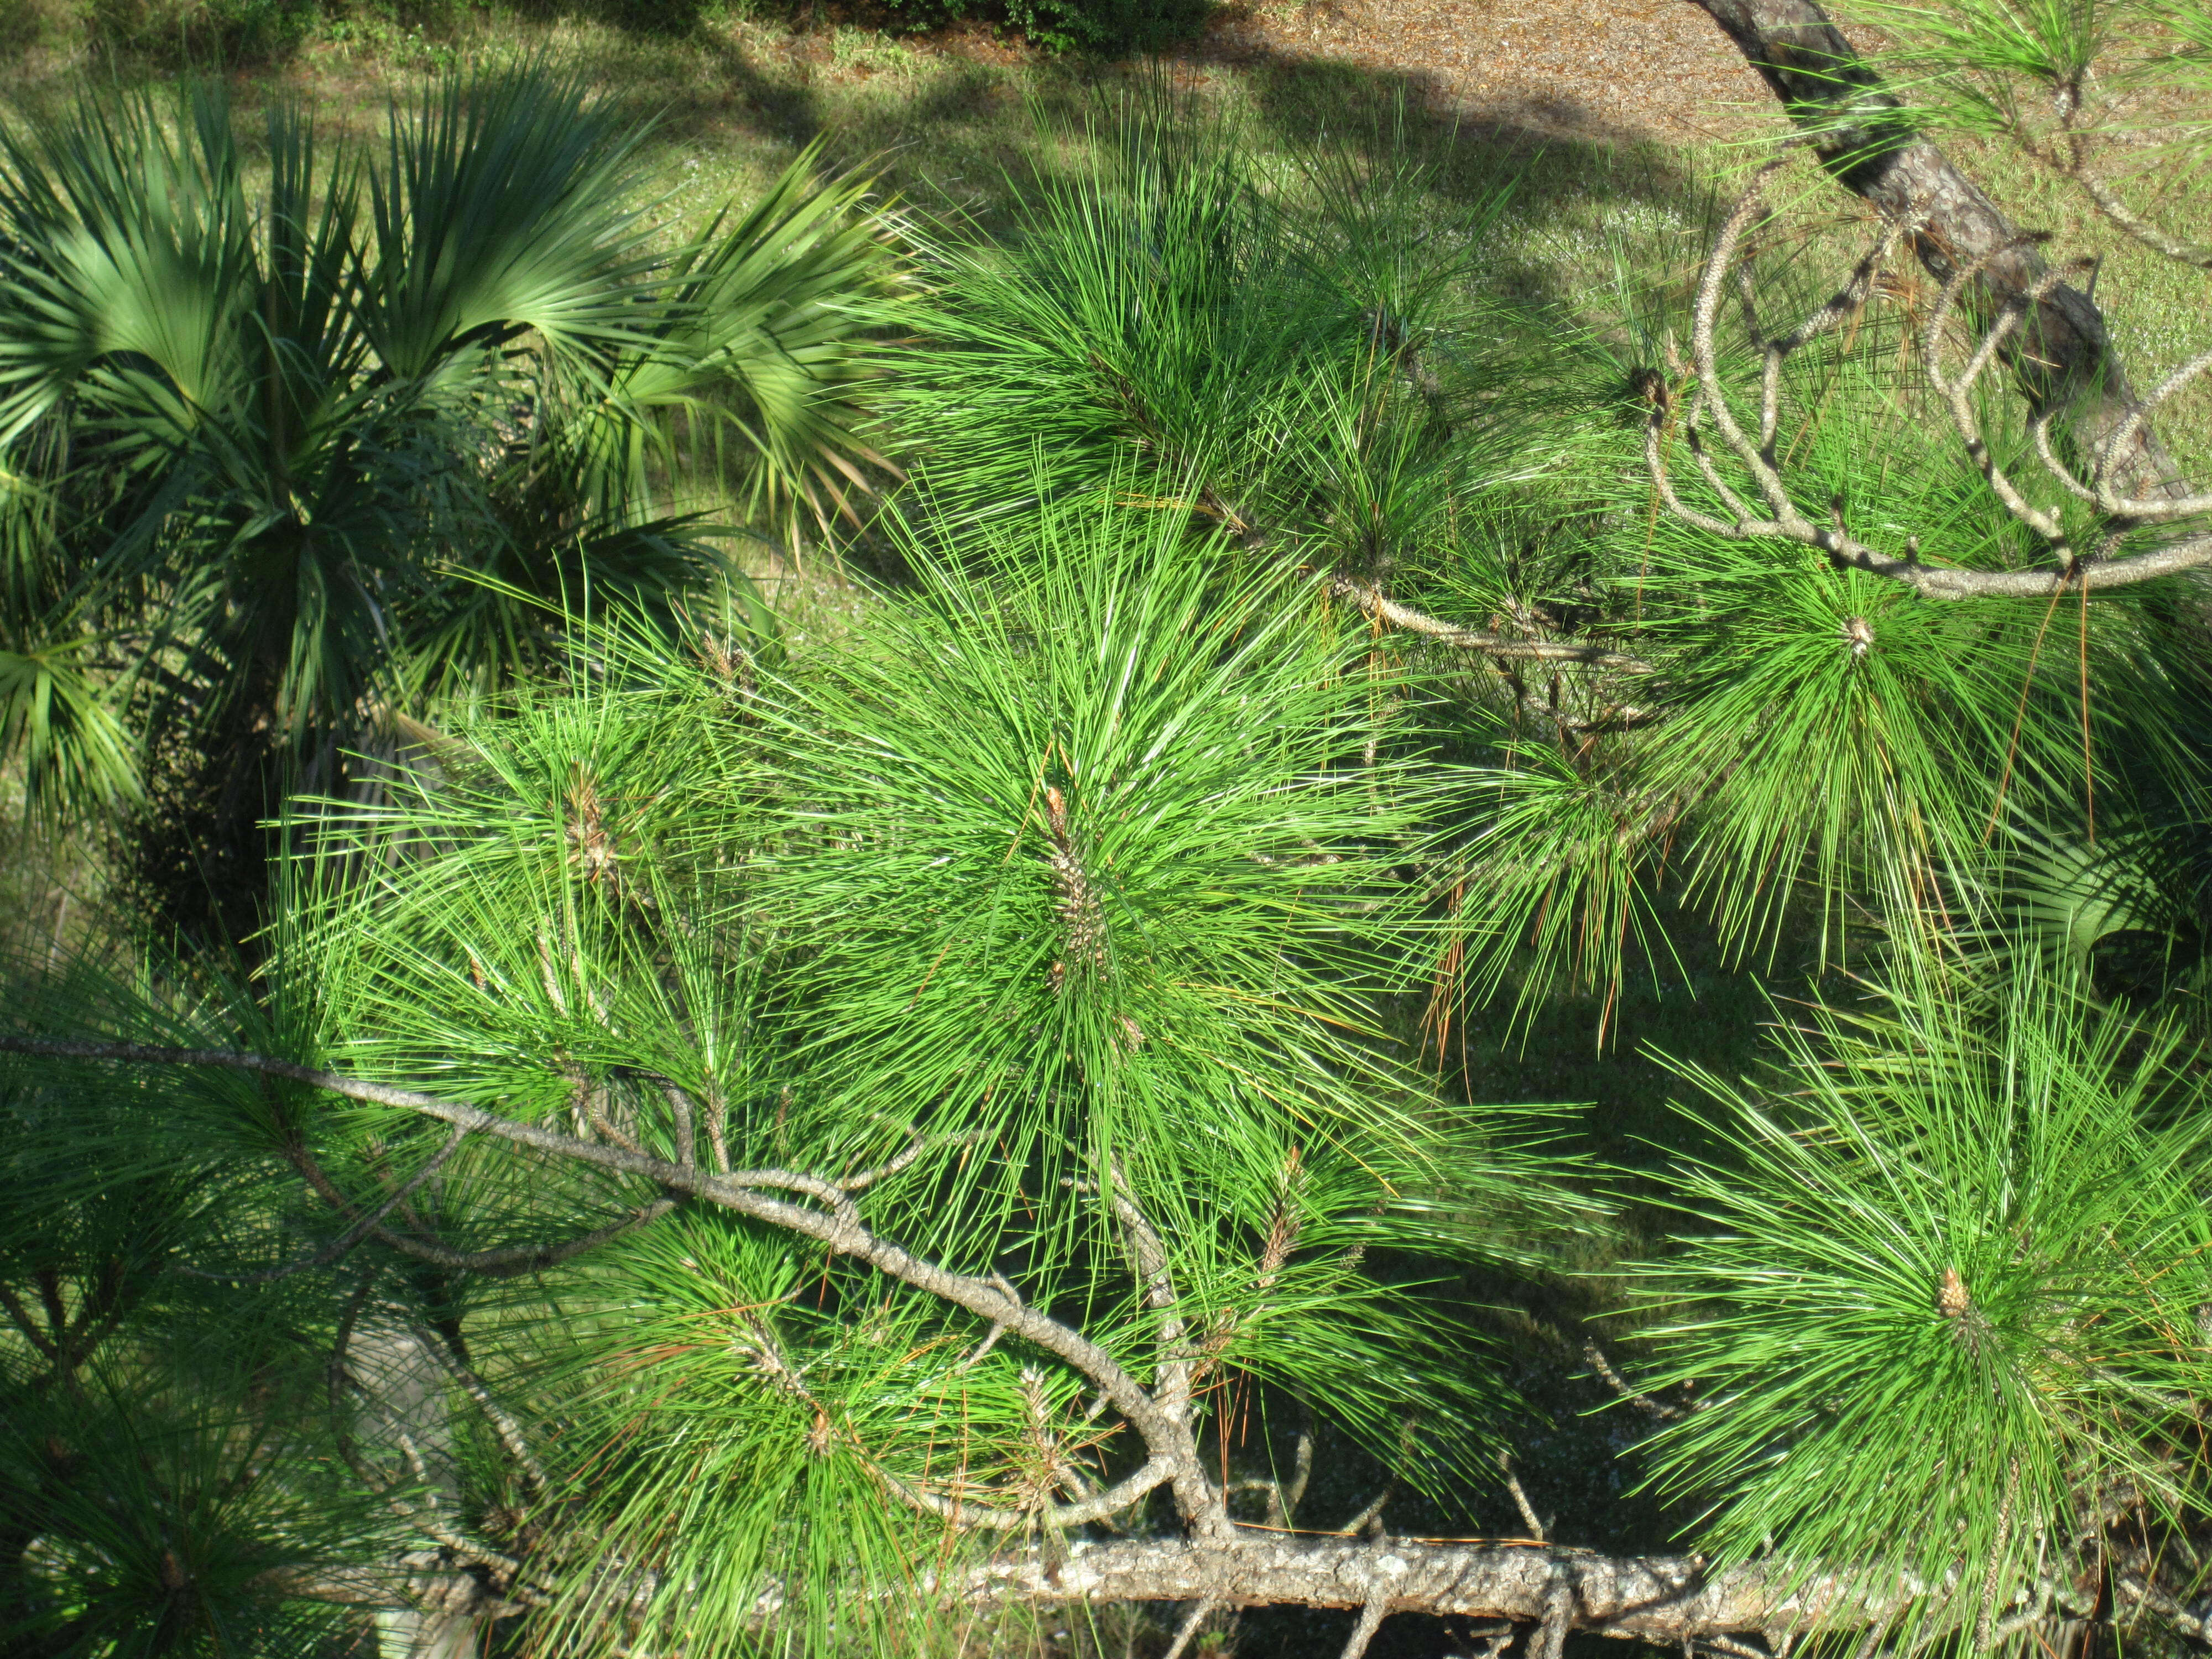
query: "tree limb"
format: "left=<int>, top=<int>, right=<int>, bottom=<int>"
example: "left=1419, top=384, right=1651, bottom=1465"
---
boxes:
left=950, top=1533, right=1900, bottom=1642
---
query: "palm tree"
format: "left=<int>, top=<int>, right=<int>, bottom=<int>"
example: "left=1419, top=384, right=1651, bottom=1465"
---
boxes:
left=0, top=66, right=898, bottom=941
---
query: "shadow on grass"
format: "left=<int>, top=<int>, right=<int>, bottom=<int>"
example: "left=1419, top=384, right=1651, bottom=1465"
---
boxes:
left=6, top=2, right=1717, bottom=320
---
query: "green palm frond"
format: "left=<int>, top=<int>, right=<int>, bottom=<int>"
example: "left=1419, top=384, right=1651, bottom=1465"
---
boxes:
left=0, top=630, right=141, bottom=820
left=644, top=141, right=905, bottom=535
left=0, top=69, right=904, bottom=839
left=354, top=65, right=663, bottom=386
left=1938, top=821, right=2212, bottom=1019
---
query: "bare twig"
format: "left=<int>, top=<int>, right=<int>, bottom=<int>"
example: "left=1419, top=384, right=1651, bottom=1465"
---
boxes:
left=1584, top=1343, right=1688, bottom=1421
left=1331, top=578, right=1654, bottom=674
left=363, top=1197, right=680, bottom=1279
left=412, top=1325, right=551, bottom=1494
left=1687, top=0, right=2195, bottom=507
left=1535, top=1567, right=1577, bottom=1659
left=176, top=1126, right=471, bottom=1285
left=896, top=1455, right=1182, bottom=1535
left=838, top=1125, right=980, bottom=1194
left=326, top=1279, right=376, bottom=1469
left=2064, top=158, right=2212, bottom=274
left=325, top=1344, right=557, bottom=1611
left=658, top=1080, right=696, bottom=1170
left=1642, top=174, right=2212, bottom=600
left=702, top=1076, right=731, bottom=1177
left=1341, top=1589, right=1394, bottom=1659
left=959, top=1321, right=1008, bottom=1373
left=1162, top=1598, right=1217, bottom=1659
left=583, top=1074, right=641, bottom=1156
left=0, top=1282, right=59, bottom=1362
left=1091, top=1169, right=1193, bottom=1428
left=377, top=1426, right=553, bottom=1604
left=1338, top=1486, right=1394, bottom=1538
left=1500, top=1451, right=1546, bottom=1543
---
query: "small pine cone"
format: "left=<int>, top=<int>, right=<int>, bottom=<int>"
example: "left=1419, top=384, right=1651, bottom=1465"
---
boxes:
left=1937, top=1265, right=1971, bottom=1319
left=565, top=770, right=619, bottom=888
left=1043, top=785, right=1108, bottom=987
left=1053, top=847, right=1107, bottom=968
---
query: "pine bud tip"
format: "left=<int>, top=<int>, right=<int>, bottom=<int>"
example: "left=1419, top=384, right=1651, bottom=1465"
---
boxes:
left=1938, top=1265, right=1970, bottom=1319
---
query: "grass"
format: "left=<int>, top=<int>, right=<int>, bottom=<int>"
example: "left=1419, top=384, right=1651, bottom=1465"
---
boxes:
left=0, top=5, right=1718, bottom=287
left=20, top=0, right=2196, bottom=457
left=4, top=0, right=2204, bottom=387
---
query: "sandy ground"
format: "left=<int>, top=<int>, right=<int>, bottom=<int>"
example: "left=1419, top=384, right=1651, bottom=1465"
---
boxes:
left=1192, top=0, right=1792, bottom=146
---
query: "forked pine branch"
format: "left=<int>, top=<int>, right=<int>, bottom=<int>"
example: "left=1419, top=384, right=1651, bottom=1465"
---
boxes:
left=1641, top=173, right=2212, bottom=599
left=0, top=1035, right=1225, bottom=1539
left=1684, top=0, right=2198, bottom=510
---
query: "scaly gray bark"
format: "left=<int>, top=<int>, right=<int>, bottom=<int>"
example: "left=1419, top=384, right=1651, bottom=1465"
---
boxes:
left=281, top=1536, right=1908, bottom=1647
left=950, top=1533, right=1893, bottom=1639
left=1684, top=0, right=2195, bottom=508
left=349, top=1326, right=479, bottom=1659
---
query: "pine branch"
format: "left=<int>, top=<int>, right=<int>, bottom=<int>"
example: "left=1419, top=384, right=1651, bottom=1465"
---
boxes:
left=11, top=1035, right=2176, bottom=1650
left=1685, top=0, right=2198, bottom=509
left=0, top=1035, right=1229, bottom=1539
